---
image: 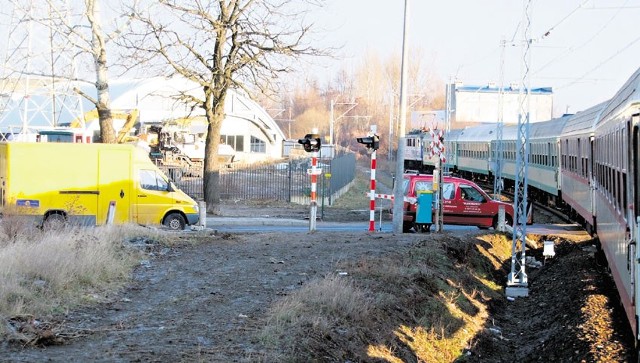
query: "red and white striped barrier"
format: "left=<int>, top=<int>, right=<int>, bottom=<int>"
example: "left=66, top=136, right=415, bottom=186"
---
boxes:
left=366, top=192, right=416, bottom=204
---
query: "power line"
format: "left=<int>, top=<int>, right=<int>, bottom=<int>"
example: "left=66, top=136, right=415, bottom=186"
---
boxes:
left=534, top=0, right=629, bottom=75
left=539, top=0, right=590, bottom=40
left=558, top=34, right=640, bottom=90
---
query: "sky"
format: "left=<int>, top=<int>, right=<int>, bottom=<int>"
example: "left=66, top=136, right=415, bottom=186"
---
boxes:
left=309, top=0, right=640, bottom=117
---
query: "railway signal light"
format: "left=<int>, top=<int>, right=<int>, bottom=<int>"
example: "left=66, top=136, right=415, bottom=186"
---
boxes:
left=298, top=133, right=321, bottom=152
left=356, top=134, right=380, bottom=151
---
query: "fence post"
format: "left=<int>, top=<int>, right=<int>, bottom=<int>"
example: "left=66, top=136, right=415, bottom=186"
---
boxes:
left=198, top=201, right=206, bottom=229
left=106, top=201, right=116, bottom=225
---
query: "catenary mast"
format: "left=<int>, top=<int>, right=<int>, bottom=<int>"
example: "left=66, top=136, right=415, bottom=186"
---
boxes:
left=506, top=0, right=533, bottom=297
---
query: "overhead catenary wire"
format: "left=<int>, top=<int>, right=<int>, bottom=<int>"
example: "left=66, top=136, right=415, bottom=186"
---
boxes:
left=557, top=34, right=640, bottom=89
left=540, top=0, right=590, bottom=40
left=534, top=0, right=630, bottom=75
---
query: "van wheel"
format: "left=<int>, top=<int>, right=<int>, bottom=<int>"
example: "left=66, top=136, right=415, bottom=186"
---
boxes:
left=163, top=213, right=186, bottom=231
left=492, top=214, right=514, bottom=229
left=506, top=215, right=513, bottom=227
left=44, top=213, right=66, bottom=230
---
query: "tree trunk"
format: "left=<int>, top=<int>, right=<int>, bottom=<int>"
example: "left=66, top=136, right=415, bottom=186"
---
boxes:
left=203, top=90, right=224, bottom=214
left=88, top=0, right=116, bottom=143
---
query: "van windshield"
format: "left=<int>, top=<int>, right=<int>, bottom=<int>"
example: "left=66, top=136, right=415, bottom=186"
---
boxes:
left=415, top=181, right=432, bottom=193
left=140, top=169, right=169, bottom=191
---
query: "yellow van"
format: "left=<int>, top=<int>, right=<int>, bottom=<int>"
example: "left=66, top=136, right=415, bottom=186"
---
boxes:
left=0, top=142, right=199, bottom=230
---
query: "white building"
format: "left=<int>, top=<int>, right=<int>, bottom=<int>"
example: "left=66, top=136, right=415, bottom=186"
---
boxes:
left=0, top=77, right=286, bottom=163
left=448, top=83, right=554, bottom=128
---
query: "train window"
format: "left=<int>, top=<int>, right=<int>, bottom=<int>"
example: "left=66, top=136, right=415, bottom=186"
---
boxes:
left=624, top=128, right=628, bottom=168
left=618, top=171, right=623, bottom=212
left=577, top=139, right=581, bottom=175
left=617, top=129, right=621, bottom=167
left=608, top=167, right=613, bottom=200
left=611, top=169, right=620, bottom=210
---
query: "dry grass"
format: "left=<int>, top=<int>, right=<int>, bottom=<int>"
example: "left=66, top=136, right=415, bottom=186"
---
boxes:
left=258, top=233, right=513, bottom=362
left=0, top=221, right=168, bottom=339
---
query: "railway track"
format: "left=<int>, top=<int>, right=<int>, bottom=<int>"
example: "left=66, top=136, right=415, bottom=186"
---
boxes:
left=475, top=180, right=573, bottom=225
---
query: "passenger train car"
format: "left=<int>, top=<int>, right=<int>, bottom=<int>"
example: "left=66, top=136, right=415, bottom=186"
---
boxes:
left=500, top=117, right=569, bottom=207
left=559, top=102, right=608, bottom=234
left=590, top=69, right=640, bottom=342
left=404, top=67, right=640, bottom=349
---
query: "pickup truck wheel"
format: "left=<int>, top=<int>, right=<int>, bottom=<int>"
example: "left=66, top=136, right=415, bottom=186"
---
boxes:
left=44, top=213, right=66, bottom=230
left=163, top=213, right=186, bottom=231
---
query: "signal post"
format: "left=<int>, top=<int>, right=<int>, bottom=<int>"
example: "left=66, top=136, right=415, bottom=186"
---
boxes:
left=356, top=126, right=380, bottom=232
left=298, top=130, right=322, bottom=231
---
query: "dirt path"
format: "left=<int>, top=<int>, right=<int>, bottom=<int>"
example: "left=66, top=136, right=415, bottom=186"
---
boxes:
left=1, top=206, right=635, bottom=362
left=2, top=230, right=427, bottom=362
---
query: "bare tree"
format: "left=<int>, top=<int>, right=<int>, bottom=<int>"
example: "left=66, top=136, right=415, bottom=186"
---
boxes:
left=10, top=0, right=135, bottom=143
left=77, top=0, right=116, bottom=143
left=122, top=0, right=324, bottom=213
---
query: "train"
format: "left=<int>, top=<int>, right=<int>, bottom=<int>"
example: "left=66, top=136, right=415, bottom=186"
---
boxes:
left=404, top=67, right=640, bottom=350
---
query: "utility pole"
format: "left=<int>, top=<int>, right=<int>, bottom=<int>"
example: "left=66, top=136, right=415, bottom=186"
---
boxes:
left=388, top=92, right=395, bottom=160
left=444, top=79, right=453, bottom=174
left=392, top=0, right=410, bottom=233
left=507, top=0, right=532, bottom=298
left=494, top=38, right=506, bottom=199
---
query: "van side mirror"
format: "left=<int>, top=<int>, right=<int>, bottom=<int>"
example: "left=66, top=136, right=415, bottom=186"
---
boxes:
left=167, top=182, right=175, bottom=192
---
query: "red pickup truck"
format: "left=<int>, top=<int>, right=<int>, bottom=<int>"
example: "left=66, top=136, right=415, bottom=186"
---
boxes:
left=402, top=174, right=514, bottom=232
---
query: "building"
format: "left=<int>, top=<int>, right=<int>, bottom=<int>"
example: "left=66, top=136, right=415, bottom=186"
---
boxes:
left=0, top=77, right=286, bottom=163
left=448, top=82, right=554, bottom=129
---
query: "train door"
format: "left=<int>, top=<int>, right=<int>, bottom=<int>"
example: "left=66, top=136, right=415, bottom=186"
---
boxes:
left=589, top=135, right=596, bottom=234
left=634, top=119, right=639, bottom=223
left=632, top=119, right=640, bottom=343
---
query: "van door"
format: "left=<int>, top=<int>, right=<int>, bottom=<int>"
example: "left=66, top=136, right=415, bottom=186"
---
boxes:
left=457, top=183, right=491, bottom=226
left=441, top=181, right=456, bottom=222
left=135, top=168, right=175, bottom=225
left=98, top=149, right=131, bottom=224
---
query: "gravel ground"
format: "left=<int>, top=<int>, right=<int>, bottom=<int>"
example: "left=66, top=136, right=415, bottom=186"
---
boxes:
left=1, top=203, right=635, bottom=362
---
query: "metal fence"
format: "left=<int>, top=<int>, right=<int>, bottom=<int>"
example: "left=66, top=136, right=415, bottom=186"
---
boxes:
left=162, top=152, right=356, bottom=204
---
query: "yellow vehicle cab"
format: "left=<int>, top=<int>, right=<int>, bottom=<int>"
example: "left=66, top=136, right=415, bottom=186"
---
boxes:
left=0, top=142, right=199, bottom=230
